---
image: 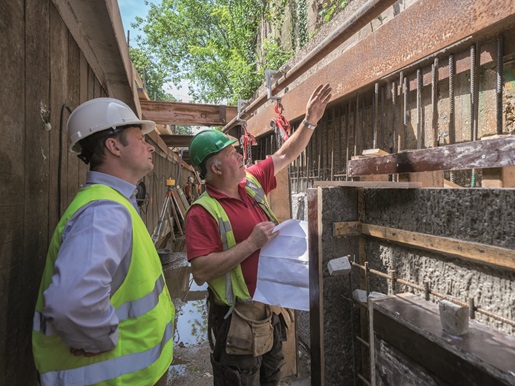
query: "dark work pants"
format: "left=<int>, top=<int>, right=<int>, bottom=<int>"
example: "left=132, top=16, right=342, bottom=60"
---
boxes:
left=209, top=304, right=285, bottom=386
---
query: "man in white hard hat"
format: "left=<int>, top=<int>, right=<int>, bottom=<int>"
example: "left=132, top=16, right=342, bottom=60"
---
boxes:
left=32, top=98, right=175, bottom=386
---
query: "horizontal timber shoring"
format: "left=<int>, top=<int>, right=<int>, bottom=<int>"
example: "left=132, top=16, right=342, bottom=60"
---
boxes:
left=333, top=222, right=515, bottom=272
left=347, top=136, right=515, bottom=176
left=140, top=100, right=237, bottom=126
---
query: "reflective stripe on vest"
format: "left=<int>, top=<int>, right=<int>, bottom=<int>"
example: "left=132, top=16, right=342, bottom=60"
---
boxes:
left=32, top=184, right=174, bottom=386
left=33, top=275, right=166, bottom=336
left=191, top=173, right=278, bottom=305
left=39, top=320, right=173, bottom=386
left=245, top=173, right=279, bottom=224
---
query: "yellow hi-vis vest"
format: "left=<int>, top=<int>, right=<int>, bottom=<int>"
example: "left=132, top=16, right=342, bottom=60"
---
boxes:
left=192, top=173, right=279, bottom=306
left=32, top=184, right=175, bottom=386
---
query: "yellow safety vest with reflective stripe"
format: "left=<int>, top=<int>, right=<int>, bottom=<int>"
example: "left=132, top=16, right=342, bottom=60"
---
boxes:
left=192, top=173, right=278, bottom=306
left=32, top=184, right=175, bottom=386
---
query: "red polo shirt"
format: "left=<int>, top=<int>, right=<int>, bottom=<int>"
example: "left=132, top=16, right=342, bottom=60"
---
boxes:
left=185, top=157, right=277, bottom=296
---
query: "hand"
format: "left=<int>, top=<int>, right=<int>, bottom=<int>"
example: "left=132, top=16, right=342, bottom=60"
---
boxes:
left=70, top=347, right=109, bottom=357
left=305, top=84, right=332, bottom=126
left=247, top=221, right=279, bottom=250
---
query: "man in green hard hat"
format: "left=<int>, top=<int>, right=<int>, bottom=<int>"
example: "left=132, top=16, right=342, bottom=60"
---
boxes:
left=186, top=84, right=331, bottom=385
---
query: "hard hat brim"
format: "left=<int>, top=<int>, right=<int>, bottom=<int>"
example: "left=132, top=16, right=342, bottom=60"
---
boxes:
left=70, top=120, right=156, bottom=154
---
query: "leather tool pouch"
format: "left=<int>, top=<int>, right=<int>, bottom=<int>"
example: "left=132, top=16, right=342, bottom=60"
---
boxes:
left=226, top=305, right=273, bottom=357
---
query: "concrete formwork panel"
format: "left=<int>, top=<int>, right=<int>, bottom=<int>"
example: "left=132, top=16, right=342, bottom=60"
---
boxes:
left=308, top=185, right=515, bottom=385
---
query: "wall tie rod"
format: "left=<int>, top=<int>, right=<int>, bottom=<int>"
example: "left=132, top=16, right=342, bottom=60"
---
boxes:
left=351, top=262, right=515, bottom=327
left=357, top=373, right=372, bottom=386
left=222, top=0, right=397, bottom=132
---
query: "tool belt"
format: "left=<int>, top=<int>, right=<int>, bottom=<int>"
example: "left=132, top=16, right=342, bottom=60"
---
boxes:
left=207, top=290, right=293, bottom=358
left=225, top=302, right=273, bottom=357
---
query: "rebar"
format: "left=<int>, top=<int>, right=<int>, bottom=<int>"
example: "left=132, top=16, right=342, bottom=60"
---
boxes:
left=417, top=68, right=423, bottom=149
left=403, top=74, right=409, bottom=150
left=449, top=54, right=455, bottom=144
left=346, top=101, right=351, bottom=180
left=497, top=34, right=504, bottom=135
left=470, top=44, right=478, bottom=141
left=431, top=57, right=439, bottom=148
left=374, top=83, right=379, bottom=148
left=351, top=261, right=515, bottom=327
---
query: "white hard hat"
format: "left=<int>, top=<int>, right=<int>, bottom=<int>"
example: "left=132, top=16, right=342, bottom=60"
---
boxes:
left=67, top=97, right=155, bottom=153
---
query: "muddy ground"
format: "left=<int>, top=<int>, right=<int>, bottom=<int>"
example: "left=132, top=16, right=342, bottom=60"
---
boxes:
left=161, top=253, right=311, bottom=386
left=165, top=339, right=311, bottom=385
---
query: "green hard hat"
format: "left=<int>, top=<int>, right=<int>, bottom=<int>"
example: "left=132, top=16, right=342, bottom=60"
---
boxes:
left=189, top=129, right=237, bottom=167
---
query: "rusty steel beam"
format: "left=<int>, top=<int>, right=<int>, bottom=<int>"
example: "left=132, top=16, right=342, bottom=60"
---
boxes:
left=242, top=0, right=515, bottom=139
left=347, top=136, right=515, bottom=176
left=141, top=100, right=237, bottom=126
left=224, top=0, right=398, bottom=131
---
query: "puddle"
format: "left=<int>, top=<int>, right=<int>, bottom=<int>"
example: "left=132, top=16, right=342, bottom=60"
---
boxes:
left=174, top=295, right=207, bottom=346
left=162, top=253, right=208, bottom=347
left=168, top=364, right=188, bottom=377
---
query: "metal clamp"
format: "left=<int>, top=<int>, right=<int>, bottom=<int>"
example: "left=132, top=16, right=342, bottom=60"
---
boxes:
left=265, top=69, right=282, bottom=101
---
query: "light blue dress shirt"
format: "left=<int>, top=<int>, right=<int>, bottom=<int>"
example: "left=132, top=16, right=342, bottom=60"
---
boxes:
left=42, top=171, right=140, bottom=353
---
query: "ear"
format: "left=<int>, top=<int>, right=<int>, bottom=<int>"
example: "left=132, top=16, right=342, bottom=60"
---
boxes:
left=211, top=160, right=222, bottom=175
left=104, top=137, right=121, bottom=156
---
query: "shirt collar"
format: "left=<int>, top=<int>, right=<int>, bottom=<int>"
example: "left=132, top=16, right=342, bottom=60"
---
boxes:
left=205, top=178, right=247, bottom=200
left=85, top=171, right=138, bottom=203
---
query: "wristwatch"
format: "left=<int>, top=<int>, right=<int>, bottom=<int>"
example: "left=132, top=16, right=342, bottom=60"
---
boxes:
left=302, top=119, right=317, bottom=130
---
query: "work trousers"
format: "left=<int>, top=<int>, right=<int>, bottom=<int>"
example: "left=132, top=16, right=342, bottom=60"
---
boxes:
left=209, top=302, right=285, bottom=386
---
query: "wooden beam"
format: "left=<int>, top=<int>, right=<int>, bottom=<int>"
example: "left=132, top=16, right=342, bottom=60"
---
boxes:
left=51, top=0, right=135, bottom=108
left=333, top=221, right=361, bottom=237
left=140, top=100, right=237, bottom=126
left=359, top=223, right=515, bottom=271
left=362, top=148, right=390, bottom=157
left=348, top=136, right=515, bottom=176
left=398, top=171, right=444, bottom=188
left=443, top=179, right=463, bottom=188
left=160, top=134, right=195, bottom=148
left=482, top=168, right=503, bottom=188
left=314, top=181, right=422, bottom=188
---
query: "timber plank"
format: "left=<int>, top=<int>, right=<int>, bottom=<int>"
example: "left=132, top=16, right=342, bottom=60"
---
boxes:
left=348, top=137, right=515, bottom=176
left=332, top=222, right=515, bottom=270
left=314, top=181, right=422, bottom=188
left=19, top=0, right=50, bottom=385
left=140, top=100, right=237, bottom=126
left=78, top=52, right=89, bottom=184
left=49, top=4, right=68, bottom=226
left=67, top=36, right=81, bottom=203
left=333, top=221, right=361, bottom=237
left=503, top=166, right=515, bottom=187
left=361, top=223, right=515, bottom=271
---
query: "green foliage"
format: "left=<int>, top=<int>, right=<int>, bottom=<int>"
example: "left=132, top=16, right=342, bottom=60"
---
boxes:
left=264, top=0, right=290, bottom=31
left=133, top=0, right=264, bottom=104
left=174, top=125, right=192, bottom=134
left=261, top=37, right=292, bottom=71
left=130, top=0, right=346, bottom=105
left=319, top=0, right=348, bottom=23
left=297, top=0, right=309, bottom=49
left=129, top=47, right=175, bottom=102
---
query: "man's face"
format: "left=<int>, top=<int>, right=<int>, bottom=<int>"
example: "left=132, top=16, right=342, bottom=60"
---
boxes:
left=216, top=146, right=245, bottom=182
left=117, top=126, right=155, bottom=179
